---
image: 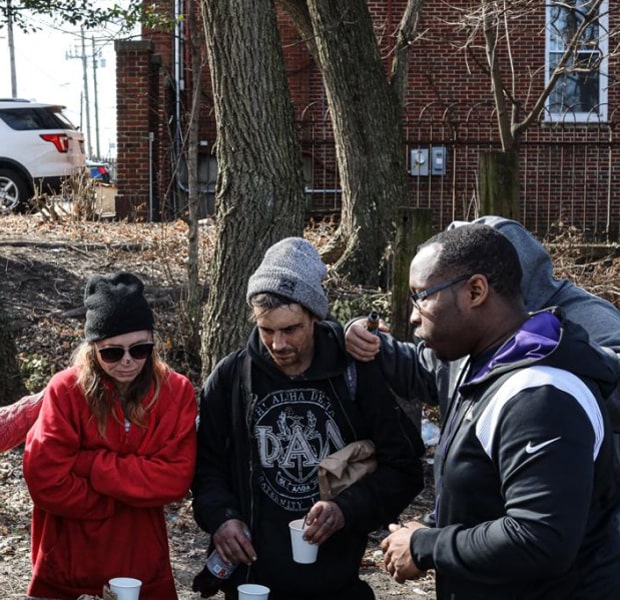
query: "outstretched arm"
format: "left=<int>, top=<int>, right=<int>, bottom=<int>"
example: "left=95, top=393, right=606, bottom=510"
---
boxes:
left=345, top=316, right=440, bottom=405
left=345, top=317, right=384, bottom=362
left=0, top=390, right=44, bottom=452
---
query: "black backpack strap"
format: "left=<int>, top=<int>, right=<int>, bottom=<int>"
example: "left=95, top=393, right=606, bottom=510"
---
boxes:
left=323, top=318, right=358, bottom=402
left=229, top=350, right=254, bottom=433
left=344, top=360, right=357, bottom=401
left=242, top=351, right=252, bottom=396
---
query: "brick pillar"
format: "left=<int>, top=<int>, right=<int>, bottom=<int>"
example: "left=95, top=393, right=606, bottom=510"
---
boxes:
left=114, top=40, right=159, bottom=221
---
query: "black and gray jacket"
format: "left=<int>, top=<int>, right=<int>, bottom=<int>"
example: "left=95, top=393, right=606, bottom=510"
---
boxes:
left=408, top=311, right=620, bottom=599
left=192, top=320, right=423, bottom=598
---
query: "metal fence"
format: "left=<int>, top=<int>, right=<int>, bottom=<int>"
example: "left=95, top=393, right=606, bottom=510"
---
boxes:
left=301, top=102, right=620, bottom=241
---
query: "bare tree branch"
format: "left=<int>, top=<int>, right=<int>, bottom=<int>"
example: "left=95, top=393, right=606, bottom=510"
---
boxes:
left=439, top=0, right=614, bottom=145
left=390, top=0, right=426, bottom=108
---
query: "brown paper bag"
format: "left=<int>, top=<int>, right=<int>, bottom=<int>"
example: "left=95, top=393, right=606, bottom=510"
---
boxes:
left=318, top=440, right=377, bottom=500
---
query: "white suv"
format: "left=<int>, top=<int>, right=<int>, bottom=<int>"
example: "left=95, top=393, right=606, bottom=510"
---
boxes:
left=0, top=99, right=85, bottom=212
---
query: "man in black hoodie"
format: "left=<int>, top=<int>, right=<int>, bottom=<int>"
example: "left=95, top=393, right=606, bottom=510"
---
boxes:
left=191, top=237, right=424, bottom=600
left=379, top=224, right=620, bottom=599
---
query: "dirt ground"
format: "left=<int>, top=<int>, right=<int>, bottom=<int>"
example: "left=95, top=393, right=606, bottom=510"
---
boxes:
left=0, top=213, right=438, bottom=599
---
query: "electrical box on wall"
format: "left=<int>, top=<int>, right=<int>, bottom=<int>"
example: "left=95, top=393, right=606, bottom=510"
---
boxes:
left=410, top=148, right=429, bottom=176
left=409, top=147, right=447, bottom=176
left=431, top=146, right=447, bottom=175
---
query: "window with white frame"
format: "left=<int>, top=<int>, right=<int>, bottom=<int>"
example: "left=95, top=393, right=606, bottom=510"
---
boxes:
left=545, top=0, right=608, bottom=122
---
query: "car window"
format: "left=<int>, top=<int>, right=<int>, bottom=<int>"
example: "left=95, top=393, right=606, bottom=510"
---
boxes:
left=0, top=109, right=32, bottom=129
left=49, top=108, right=78, bottom=129
left=0, top=107, right=77, bottom=131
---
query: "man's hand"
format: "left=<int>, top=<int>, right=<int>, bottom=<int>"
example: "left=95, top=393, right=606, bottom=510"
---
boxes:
left=344, top=318, right=384, bottom=361
left=303, top=500, right=345, bottom=545
left=381, top=521, right=427, bottom=583
left=212, top=518, right=257, bottom=565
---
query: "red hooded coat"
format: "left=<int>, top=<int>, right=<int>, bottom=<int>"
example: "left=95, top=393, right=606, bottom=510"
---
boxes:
left=23, top=367, right=197, bottom=600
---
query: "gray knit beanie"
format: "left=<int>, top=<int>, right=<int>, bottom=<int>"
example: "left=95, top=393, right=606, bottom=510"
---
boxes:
left=84, top=272, right=155, bottom=342
left=246, top=237, right=328, bottom=319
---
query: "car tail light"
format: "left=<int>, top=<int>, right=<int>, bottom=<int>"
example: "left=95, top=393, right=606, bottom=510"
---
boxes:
left=40, top=133, right=69, bottom=153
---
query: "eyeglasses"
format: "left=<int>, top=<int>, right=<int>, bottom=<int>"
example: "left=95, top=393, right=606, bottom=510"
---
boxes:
left=96, top=342, right=154, bottom=364
left=410, top=274, right=472, bottom=310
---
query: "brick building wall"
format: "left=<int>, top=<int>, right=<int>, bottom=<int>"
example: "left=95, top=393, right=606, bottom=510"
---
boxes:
left=115, top=1, right=619, bottom=237
left=115, top=0, right=217, bottom=220
left=393, top=1, right=620, bottom=237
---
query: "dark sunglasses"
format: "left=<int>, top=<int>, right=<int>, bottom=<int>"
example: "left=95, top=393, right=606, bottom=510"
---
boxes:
left=96, top=342, right=154, bottom=364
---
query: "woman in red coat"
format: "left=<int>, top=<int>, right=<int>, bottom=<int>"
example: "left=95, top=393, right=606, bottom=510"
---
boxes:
left=23, top=272, right=197, bottom=600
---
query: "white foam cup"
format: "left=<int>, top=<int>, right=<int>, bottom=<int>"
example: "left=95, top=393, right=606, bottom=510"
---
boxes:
left=288, top=518, right=319, bottom=564
left=108, top=577, right=142, bottom=600
left=237, top=583, right=270, bottom=599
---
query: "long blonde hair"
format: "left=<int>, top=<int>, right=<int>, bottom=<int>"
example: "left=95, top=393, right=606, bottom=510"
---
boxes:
left=73, top=340, right=170, bottom=437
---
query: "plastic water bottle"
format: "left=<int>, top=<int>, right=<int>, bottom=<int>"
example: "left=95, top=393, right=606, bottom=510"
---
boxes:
left=193, top=529, right=251, bottom=597
left=192, top=549, right=238, bottom=598
left=206, top=547, right=238, bottom=579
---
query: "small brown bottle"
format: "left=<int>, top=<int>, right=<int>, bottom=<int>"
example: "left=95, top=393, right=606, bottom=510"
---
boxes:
left=366, top=311, right=380, bottom=335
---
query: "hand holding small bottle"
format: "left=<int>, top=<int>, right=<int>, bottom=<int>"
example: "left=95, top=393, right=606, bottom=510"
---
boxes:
left=213, top=518, right=256, bottom=566
left=192, top=520, right=256, bottom=598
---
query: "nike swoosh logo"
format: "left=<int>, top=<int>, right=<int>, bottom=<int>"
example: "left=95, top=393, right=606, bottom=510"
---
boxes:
left=525, top=437, right=562, bottom=454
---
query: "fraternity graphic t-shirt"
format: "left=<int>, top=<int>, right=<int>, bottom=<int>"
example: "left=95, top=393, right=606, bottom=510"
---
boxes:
left=253, top=383, right=349, bottom=513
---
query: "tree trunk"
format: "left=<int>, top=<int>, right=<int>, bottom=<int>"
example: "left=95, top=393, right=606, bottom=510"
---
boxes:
left=391, top=207, right=432, bottom=343
left=181, top=0, right=205, bottom=373
left=0, top=304, right=28, bottom=406
left=478, top=150, right=521, bottom=221
left=200, top=0, right=306, bottom=377
left=303, top=0, right=410, bottom=287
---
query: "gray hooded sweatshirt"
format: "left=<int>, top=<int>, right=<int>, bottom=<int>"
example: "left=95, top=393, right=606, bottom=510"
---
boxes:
left=373, top=215, right=620, bottom=430
left=453, top=216, right=620, bottom=352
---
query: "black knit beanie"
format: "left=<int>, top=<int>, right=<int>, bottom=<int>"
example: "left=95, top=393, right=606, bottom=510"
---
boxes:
left=84, top=272, right=155, bottom=342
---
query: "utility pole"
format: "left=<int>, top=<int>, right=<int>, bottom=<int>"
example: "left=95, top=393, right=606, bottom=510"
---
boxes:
left=7, top=0, right=17, bottom=97
left=66, top=30, right=93, bottom=157
left=66, top=33, right=105, bottom=159
left=80, top=29, right=93, bottom=157
left=92, top=36, right=101, bottom=157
